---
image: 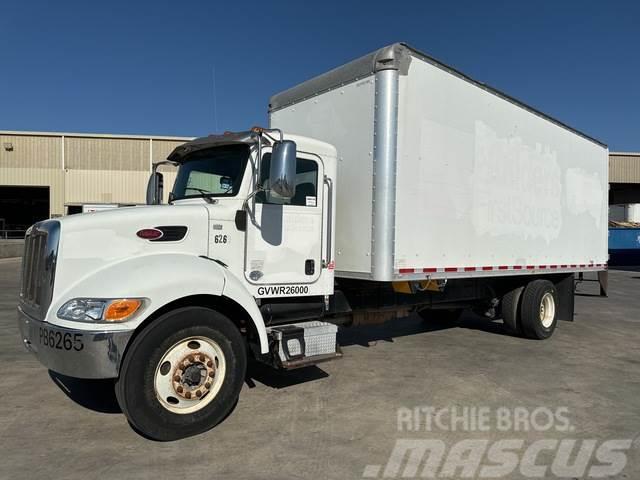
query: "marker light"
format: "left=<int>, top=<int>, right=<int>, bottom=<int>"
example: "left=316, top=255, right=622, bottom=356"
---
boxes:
left=136, top=228, right=163, bottom=240
left=104, top=299, right=143, bottom=322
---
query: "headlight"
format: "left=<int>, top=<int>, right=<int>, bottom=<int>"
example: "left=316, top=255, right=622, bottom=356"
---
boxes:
left=57, top=298, right=146, bottom=323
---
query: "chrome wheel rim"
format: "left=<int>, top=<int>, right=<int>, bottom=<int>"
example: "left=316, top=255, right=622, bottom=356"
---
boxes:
left=539, top=292, right=556, bottom=328
left=154, top=336, right=226, bottom=414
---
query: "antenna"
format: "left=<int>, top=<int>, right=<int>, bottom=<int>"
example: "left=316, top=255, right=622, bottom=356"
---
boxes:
left=212, top=66, right=219, bottom=133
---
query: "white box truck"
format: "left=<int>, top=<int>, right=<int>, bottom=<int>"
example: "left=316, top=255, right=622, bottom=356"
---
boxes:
left=18, top=43, right=608, bottom=440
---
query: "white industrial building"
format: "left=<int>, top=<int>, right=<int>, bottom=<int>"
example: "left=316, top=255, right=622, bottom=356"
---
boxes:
left=0, top=130, right=192, bottom=237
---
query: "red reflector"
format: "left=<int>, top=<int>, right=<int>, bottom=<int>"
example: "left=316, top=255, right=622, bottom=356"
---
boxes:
left=399, top=268, right=415, bottom=274
left=136, top=228, right=163, bottom=240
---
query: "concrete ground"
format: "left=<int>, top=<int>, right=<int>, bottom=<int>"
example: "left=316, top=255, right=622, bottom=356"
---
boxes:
left=1, top=257, right=638, bottom=479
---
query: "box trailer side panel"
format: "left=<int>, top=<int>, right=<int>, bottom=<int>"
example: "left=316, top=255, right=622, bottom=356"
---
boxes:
left=394, top=57, right=609, bottom=275
left=270, top=77, right=376, bottom=276
left=271, top=43, right=608, bottom=281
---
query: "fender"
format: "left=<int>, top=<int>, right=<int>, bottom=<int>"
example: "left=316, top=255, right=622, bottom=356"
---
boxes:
left=221, top=268, right=269, bottom=353
left=47, top=253, right=269, bottom=353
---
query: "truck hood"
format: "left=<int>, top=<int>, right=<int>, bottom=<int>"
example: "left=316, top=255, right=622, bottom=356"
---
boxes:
left=53, top=204, right=210, bottom=298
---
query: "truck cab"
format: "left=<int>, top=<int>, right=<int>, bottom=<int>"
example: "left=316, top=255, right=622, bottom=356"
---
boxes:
left=163, top=129, right=337, bottom=299
left=18, top=128, right=340, bottom=440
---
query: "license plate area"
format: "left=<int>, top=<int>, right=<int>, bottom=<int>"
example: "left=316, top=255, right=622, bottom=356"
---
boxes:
left=38, top=326, right=84, bottom=352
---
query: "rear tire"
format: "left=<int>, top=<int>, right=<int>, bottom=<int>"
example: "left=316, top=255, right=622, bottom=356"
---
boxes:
left=520, top=280, right=558, bottom=340
left=115, top=306, right=246, bottom=441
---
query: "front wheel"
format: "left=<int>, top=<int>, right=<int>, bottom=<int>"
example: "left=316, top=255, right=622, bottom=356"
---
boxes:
left=115, top=306, right=246, bottom=441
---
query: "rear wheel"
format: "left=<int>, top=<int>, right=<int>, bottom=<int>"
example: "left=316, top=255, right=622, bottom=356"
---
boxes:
left=520, top=280, right=558, bottom=340
left=115, top=306, right=246, bottom=441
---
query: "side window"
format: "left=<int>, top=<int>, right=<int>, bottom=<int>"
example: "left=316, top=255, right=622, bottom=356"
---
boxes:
left=256, top=154, right=318, bottom=207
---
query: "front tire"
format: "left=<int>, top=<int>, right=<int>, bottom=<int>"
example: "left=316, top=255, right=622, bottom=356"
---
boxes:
left=115, top=306, right=246, bottom=441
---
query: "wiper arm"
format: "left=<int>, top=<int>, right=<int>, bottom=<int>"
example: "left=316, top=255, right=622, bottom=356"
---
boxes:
left=173, top=187, right=218, bottom=204
left=186, top=187, right=212, bottom=195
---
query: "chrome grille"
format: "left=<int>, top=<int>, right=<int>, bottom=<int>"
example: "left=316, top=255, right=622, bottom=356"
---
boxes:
left=20, top=220, right=60, bottom=320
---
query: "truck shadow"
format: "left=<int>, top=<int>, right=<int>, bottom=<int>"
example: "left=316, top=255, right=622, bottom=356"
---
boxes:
left=49, top=371, right=122, bottom=414
left=338, top=312, right=509, bottom=348
left=245, top=360, right=329, bottom=389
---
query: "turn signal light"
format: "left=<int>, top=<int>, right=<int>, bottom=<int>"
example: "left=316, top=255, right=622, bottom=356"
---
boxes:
left=104, top=299, right=143, bottom=322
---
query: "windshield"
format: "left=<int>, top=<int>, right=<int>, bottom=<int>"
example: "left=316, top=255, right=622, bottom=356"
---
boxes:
left=172, top=144, right=249, bottom=200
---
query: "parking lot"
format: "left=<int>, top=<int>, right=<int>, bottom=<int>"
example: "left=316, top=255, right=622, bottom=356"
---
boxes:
left=1, top=257, right=638, bottom=479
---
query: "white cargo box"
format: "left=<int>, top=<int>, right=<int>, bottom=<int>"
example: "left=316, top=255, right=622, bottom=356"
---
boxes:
left=270, top=43, right=608, bottom=282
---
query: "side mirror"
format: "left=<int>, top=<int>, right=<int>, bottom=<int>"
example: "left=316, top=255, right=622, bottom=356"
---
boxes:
left=146, top=171, right=164, bottom=205
left=269, top=140, right=297, bottom=199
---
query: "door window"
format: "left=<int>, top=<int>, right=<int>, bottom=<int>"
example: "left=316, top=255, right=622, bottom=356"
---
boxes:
left=256, top=154, right=318, bottom=207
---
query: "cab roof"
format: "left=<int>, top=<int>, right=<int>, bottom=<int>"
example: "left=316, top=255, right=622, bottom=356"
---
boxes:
left=167, top=130, right=336, bottom=162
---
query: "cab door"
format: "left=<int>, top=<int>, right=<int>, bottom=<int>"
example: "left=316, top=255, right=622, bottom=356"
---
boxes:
left=244, top=152, right=323, bottom=286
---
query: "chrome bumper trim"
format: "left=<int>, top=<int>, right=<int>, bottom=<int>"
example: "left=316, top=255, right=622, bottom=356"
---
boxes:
left=17, top=306, right=134, bottom=379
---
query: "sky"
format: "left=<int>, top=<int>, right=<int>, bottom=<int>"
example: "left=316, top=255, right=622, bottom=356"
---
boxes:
left=1, top=0, right=638, bottom=151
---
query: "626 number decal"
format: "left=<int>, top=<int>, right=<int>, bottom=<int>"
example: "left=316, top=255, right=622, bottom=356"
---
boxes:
left=214, top=234, right=228, bottom=244
left=39, top=327, right=84, bottom=351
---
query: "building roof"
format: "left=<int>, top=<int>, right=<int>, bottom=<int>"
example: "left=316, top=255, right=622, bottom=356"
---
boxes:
left=0, top=130, right=193, bottom=141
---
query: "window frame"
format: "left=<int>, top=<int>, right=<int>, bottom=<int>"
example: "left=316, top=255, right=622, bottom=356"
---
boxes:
left=256, top=152, right=321, bottom=208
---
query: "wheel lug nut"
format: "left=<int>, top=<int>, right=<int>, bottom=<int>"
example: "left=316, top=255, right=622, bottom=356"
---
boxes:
left=196, top=390, right=202, bottom=398
left=173, top=375, right=180, bottom=381
left=177, top=386, right=183, bottom=393
left=207, top=361, right=213, bottom=368
left=204, top=382, right=211, bottom=389
left=185, top=391, right=192, bottom=399
left=208, top=371, right=215, bottom=378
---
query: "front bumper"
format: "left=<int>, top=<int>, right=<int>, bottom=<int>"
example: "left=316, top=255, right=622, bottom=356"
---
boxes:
left=17, top=306, right=134, bottom=379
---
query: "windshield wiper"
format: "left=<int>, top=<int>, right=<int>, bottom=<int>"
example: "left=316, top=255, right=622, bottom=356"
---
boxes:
left=186, top=187, right=214, bottom=196
left=172, top=187, right=218, bottom=203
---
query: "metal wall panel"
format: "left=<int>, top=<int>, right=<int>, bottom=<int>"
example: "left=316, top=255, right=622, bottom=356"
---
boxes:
left=0, top=135, right=61, bottom=169
left=65, top=170, right=179, bottom=205
left=65, top=137, right=150, bottom=171
left=0, top=168, right=65, bottom=216
left=1, top=132, right=192, bottom=219
left=152, top=139, right=185, bottom=172
left=610, top=153, right=640, bottom=183
left=65, top=170, right=149, bottom=204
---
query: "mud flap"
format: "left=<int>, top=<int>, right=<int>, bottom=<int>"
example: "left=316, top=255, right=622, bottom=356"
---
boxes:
left=598, top=270, right=608, bottom=297
left=555, top=273, right=575, bottom=322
